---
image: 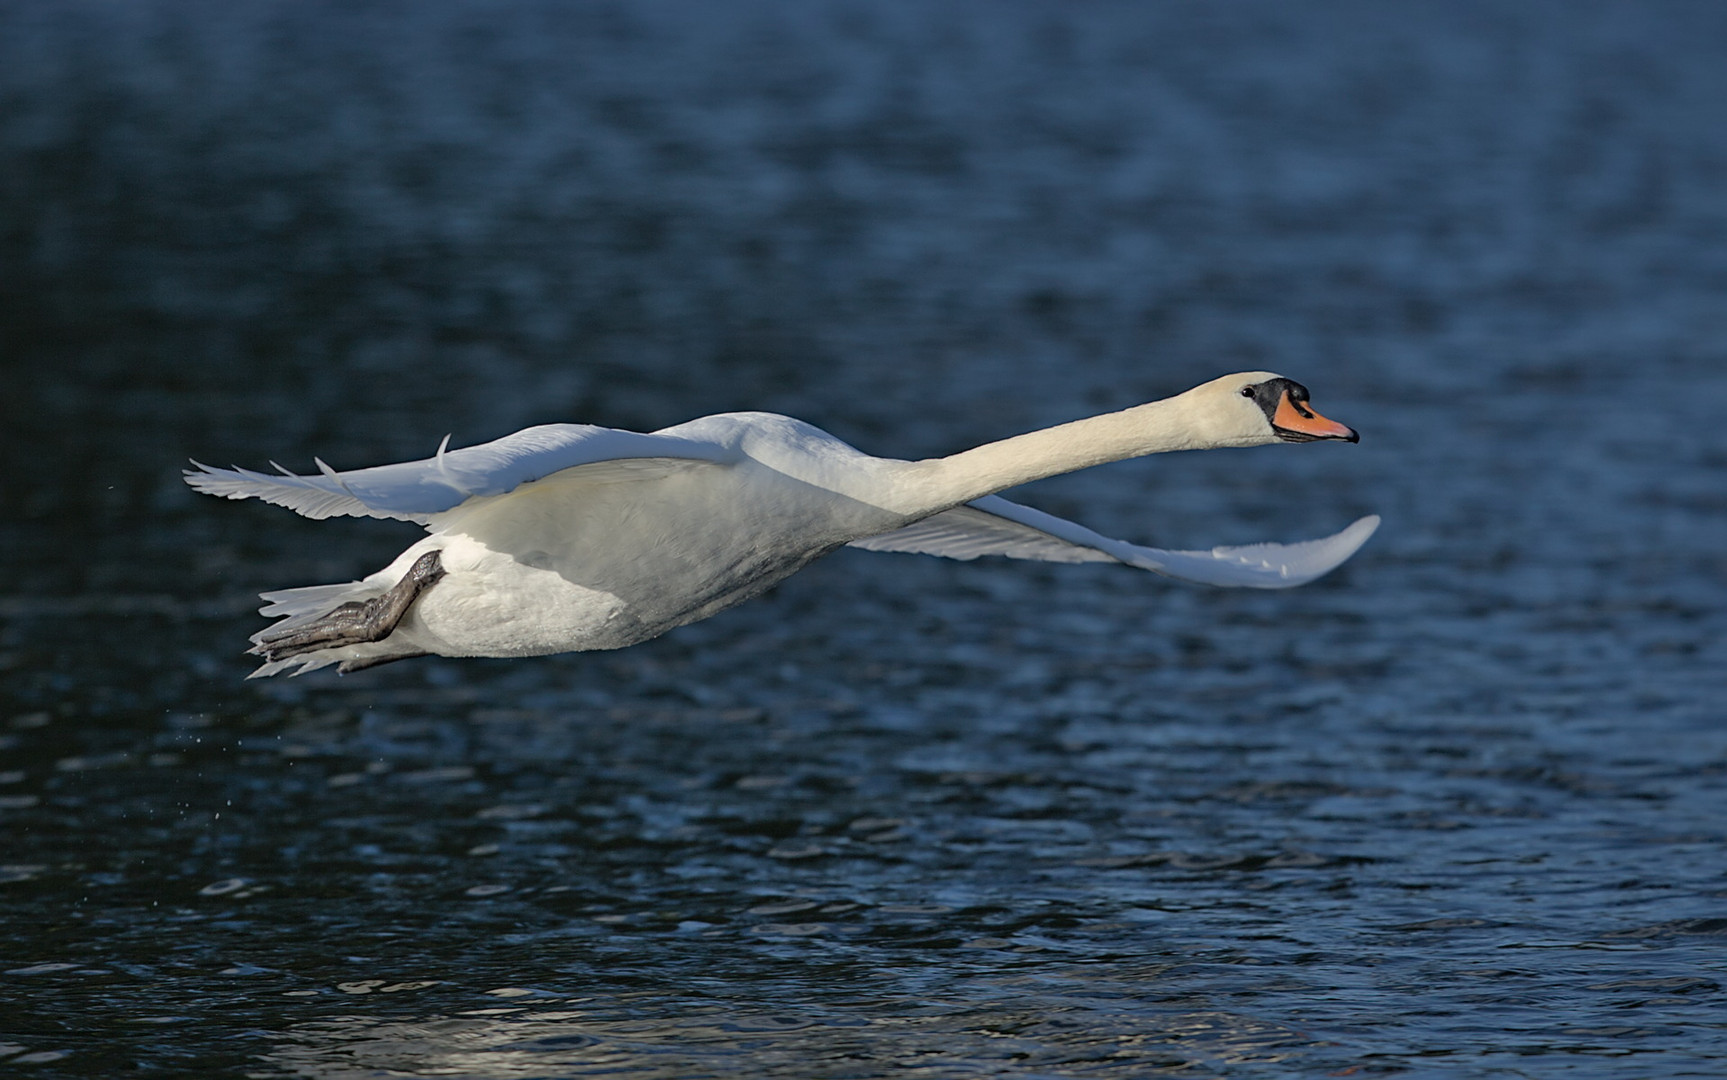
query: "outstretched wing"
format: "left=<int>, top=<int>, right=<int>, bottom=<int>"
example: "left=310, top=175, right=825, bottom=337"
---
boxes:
left=184, top=424, right=731, bottom=523
left=849, top=495, right=1379, bottom=588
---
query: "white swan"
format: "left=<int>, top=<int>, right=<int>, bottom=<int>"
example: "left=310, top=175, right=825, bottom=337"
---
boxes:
left=186, top=372, right=1377, bottom=677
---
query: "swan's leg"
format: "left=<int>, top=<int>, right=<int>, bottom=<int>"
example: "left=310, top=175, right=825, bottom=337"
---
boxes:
left=252, top=551, right=445, bottom=661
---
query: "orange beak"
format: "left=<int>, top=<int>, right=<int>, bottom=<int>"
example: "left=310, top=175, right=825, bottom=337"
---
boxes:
left=1273, top=391, right=1358, bottom=442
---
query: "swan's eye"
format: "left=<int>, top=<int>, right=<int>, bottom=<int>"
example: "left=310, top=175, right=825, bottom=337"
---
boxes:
left=1240, top=386, right=1255, bottom=398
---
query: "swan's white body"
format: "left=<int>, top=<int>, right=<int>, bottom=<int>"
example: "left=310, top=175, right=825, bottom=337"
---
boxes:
left=187, top=372, right=1378, bottom=676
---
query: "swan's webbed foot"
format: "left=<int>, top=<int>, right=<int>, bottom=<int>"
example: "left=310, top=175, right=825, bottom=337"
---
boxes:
left=337, top=651, right=429, bottom=674
left=252, top=551, right=445, bottom=662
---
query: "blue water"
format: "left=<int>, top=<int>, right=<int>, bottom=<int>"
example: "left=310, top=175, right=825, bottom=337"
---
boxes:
left=2, top=1, right=1725, bottom=1075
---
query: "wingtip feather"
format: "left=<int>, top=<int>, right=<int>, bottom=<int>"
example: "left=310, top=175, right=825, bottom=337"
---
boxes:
left=1208, top=513, right=1380, bottom=588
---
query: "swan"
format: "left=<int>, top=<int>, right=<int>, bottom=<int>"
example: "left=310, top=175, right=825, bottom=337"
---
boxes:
left=186, top=372, right=1377, bottom=677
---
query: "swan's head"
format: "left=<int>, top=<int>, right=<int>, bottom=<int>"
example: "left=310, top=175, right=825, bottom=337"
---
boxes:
left=1190, top=371, right=1359, bottom=447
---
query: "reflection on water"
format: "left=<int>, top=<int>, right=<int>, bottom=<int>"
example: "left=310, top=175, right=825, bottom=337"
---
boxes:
left=270, top=998, right=1312, bottom=1078
left=3, top=0, right=1726, bottom=1075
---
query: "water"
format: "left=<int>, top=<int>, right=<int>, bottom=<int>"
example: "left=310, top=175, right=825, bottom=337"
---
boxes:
left=3, top=1, right=1725, bottom=1075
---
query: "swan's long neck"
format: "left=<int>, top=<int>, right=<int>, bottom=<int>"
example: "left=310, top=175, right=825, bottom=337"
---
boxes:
left=898, top=395, right=1213, bottom=516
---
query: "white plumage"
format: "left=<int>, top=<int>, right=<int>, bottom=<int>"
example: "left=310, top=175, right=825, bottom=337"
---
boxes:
left=187, top=372, right=1378, bottom=677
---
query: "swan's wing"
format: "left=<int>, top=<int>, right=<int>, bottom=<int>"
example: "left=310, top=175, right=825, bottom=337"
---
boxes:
left=850, top=495, right=1380, bottom=589
left=185, top=424, right=731, bottom=523
left=847, top=502, right=1121, bottom=565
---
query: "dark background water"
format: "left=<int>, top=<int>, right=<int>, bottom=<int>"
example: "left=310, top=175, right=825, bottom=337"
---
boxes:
left=3, top=1, right=1725, bottom=1075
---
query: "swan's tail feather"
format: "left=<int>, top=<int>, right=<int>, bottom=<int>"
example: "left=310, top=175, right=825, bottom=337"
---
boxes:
left=246, top=651, right=345, bottom=679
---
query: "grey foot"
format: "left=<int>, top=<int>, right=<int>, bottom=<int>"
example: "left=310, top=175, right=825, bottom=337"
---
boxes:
left=337, top=650, right=429, bottom=675
left=253, top=551, right=446, bottom=662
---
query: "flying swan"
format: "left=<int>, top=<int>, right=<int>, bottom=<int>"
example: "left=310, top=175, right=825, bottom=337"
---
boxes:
left=186, top=372, right=1378, bottom=677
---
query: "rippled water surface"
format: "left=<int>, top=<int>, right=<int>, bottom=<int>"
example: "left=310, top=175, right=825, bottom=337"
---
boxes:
left=3, top=1, right=1726, bottom=1075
